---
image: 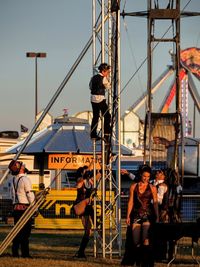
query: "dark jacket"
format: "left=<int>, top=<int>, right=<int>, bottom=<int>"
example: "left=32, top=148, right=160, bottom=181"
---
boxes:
left=89, top=74, right=105, bottom=96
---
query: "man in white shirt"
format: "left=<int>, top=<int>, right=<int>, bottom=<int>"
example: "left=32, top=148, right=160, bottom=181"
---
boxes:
left=154, top=170, right=168, bottom=203
left=9, top=160, right=35, bottom=258
left=89, top=63, right=111, bottom=142
left=121, top=169, right=136, bottom=181
left=153, top=169, right=169, bottom=262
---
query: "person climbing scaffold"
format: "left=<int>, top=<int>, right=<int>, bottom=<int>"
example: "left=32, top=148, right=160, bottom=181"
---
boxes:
left=89, top=63, right=111, bottom=143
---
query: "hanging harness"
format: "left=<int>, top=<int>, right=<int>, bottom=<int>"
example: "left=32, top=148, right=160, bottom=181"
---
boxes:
left=13, top=176, right=29, bottom=211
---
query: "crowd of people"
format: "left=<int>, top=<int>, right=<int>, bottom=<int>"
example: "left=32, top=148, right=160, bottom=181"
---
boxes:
left=121, top=165, right=183, bottom=266
left=6, top=66, right=183, bottom=264
left=7, top=157, right=183, bottom=266
left=8, top=160, right=101, bottom=259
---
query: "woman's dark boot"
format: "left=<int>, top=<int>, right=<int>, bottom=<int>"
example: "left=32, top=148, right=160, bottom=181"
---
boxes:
left=77, top=235, right=90, bottom=258
left=135, top=245, right=142, bottom=267
left=141, top=245, right=154, bottom=267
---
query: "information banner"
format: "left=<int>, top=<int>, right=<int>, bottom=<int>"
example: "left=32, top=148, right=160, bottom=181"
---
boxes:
left=48, top=154, right=101, bottom=170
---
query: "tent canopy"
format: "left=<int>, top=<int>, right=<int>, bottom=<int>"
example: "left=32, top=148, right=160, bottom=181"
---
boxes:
left=7, top=116, right=132, bottom=156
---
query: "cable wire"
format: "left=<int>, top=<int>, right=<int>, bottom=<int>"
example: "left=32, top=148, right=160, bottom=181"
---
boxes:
left=122, top=17, right=146, bottom=107
left=120, top=0, right=193, bottom=96
left=91, top=0, right=194, bottom=142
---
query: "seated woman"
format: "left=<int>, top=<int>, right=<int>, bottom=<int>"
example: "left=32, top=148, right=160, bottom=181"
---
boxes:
left=121, top=165, right=159, bottom=267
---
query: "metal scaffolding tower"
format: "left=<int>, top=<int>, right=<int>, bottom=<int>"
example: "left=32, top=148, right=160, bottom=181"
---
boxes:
left=122, top=0, right=200, bottom=173
left=145, top=0, right=181, bottom=169
left=92, top=0, right=122, bottom=258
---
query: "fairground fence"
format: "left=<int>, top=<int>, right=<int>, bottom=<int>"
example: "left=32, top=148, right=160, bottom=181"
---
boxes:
left=0, top=193, right=200, bottom=228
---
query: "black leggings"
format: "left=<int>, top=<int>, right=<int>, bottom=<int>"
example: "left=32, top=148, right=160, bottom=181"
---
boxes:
left=91, top=100, right=111, bottom=136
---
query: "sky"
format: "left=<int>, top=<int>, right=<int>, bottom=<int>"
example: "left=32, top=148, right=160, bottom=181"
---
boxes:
left=0, top=0, right=199, bottom=135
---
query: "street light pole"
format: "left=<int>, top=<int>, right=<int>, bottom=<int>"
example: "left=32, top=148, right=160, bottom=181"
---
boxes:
left=35, top=55, right=38, bottom=119
left=26, top=52, right=47, bottom=121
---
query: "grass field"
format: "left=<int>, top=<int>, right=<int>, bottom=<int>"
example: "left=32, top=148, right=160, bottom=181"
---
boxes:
left=0, top=227, right=199, bottom=267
